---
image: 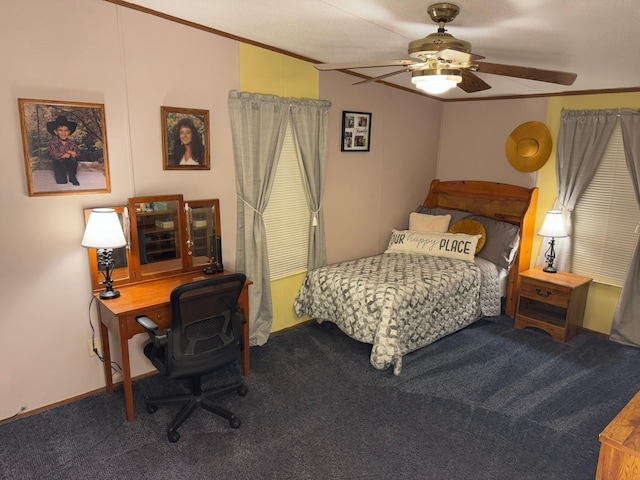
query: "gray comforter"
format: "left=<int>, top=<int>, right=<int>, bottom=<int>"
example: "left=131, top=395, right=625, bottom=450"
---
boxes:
left=294, top=252, right=486, bottom=375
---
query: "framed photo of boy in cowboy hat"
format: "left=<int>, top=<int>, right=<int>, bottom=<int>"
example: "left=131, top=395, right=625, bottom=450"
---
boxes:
left=18, top=99, right=111, bottom=196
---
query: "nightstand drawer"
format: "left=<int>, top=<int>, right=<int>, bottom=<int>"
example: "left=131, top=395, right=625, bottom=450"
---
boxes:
left=519, top=279, right=569, bottom=308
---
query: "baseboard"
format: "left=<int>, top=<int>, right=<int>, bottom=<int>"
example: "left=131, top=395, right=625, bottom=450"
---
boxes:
left=0, top=371, right=159, bottom=426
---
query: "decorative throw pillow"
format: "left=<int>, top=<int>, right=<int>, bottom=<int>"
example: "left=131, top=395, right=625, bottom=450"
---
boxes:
left=409, top=212, right=451, bottom=233
left=385, top=229, right=480, bottom=263
left=448, top=219, right=486, bottom=254
left=468, top=215, right=520, bottom=269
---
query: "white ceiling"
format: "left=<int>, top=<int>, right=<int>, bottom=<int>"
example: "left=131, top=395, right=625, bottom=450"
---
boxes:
left=121, top=0, right=640, bottom=100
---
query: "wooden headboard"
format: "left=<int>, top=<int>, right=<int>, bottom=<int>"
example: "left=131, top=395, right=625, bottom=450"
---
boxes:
left=422, top=179, right=539, bottom=318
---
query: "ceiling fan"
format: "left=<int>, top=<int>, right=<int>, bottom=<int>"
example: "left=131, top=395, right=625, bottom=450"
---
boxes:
left=314, top=2, right=577, bottom=95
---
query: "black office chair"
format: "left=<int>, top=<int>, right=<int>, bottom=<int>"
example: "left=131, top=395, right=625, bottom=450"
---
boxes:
left=136, top=273, right=248, bottom=442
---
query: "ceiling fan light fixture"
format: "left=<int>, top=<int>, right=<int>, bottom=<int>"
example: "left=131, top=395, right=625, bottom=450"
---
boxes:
left=411, top=69, right=462, bottom=94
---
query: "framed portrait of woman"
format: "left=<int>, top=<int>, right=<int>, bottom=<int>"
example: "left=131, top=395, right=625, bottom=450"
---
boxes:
left=161, top=106, right=210, bottom=170
left=18, top=98, right=111, bottom=197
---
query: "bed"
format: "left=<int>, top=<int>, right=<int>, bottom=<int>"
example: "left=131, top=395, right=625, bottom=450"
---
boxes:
left=294, top=180, right=538, bottom=374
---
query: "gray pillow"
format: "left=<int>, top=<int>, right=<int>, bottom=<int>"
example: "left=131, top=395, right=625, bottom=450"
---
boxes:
left=416, top=206, right=471, bottom=225
left=468, top=215, right=520, bottom=270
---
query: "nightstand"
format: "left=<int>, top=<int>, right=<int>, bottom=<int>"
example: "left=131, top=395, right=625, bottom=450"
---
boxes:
left=515, top=267, right=592, bottom=342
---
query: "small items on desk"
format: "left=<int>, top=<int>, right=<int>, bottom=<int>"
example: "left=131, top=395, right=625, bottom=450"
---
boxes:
left=203, top=236, right=224, bottom=274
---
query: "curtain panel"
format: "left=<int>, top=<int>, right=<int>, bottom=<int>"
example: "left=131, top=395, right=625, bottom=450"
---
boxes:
left=536, top=109, right=617, bottom=271
left=228, top=91, right=330, bottom=345
left=537, top=108, right=640, bottom=347
left=610, top=109, right=640, bottom=347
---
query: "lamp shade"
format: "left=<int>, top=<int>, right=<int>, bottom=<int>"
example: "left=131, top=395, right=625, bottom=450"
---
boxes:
left=81, top=208, right=127, bottom=249
left=538, top=210, right=568, bottom=238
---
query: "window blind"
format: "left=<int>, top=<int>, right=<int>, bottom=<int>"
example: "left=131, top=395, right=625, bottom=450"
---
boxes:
left=572, top=122, right=640, bottom=287
left=264, top=122, right=310, bottom=280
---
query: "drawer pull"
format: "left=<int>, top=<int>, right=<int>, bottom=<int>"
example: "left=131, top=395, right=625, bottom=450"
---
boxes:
left=535, top=288, right=552, bottom=298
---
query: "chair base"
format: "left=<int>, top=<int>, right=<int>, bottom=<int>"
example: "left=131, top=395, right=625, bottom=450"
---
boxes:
left=146, top=378, right=247, bottom=443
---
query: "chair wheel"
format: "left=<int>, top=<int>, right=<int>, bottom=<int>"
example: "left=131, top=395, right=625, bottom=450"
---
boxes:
left=147, top=404, right=158, bottom=414
left=230, top=417, right=241, bottom=429
left=237, top=385, right=248, bottom=396
left=168, top=430, right=180, bottom=443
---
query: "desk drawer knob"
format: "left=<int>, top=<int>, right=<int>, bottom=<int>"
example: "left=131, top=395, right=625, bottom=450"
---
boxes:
left=535, top=288, right=552, bottom=298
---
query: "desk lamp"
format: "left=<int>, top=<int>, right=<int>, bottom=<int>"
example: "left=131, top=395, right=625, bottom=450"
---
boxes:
left=538, top=210, right=568, bottom=274
left=82, top=208, right=127, bottom=299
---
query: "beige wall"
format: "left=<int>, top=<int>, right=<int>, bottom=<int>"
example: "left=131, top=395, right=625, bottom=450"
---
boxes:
left=438, top=97, right=549, bottom=188
left=0, top=0, right=242, bottom=420
left=0, top=0, right=442, bottom=418
left=321, top=72, right=442, bottom=263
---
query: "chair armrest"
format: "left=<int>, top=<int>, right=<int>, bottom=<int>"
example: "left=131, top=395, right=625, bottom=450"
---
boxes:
left=136, top=315, right=168, bottom=349
left=136, top=315, right=159, bottom=332
left=236, top=307, right=247, bottom=325
left=233, top=307, right=247, bottom=349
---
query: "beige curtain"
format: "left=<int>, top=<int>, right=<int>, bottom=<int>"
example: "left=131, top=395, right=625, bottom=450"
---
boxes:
left=228, top=91, right=331, bottom=345
left=228, top=91, right=289, bottom=345
left=290, top=98, right=331, bottom=270
left=536, top=109, right=617, bottom=271
left=610, top=109, right=640, bottom=347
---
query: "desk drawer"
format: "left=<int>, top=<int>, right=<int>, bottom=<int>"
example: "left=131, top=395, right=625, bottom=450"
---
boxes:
left=125, top=306, right=171, bottom=337
left=519, top=279, right=570, bottom=308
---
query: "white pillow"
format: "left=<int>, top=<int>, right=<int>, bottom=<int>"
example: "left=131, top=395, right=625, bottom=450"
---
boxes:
left=385, top=229, right=481, bottom=262
left=409, top=212, right=451, bottom=233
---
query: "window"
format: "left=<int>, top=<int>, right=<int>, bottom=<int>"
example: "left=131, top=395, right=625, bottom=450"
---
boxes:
left=572, top=121, right=640, bottom=287
left=263, top=122, right=310, bottom=280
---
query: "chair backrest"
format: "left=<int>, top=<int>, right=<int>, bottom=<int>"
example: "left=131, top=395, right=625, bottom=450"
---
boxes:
left=167, top=273, right=246, bottom=373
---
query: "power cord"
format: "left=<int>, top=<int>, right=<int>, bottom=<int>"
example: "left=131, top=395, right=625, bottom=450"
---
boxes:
left=88, top=296, right=122, bottom=375
left=0, top=405, right=27, bottom=424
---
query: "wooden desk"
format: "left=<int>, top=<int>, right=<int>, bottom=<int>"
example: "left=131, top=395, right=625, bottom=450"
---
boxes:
left=597, top=391, right=640, bottom=479
left=96, top=271, right=251, bottom=422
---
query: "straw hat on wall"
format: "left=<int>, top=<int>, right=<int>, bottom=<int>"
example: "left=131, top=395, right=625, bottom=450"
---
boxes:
left=505, top=121, right=552, bottom=172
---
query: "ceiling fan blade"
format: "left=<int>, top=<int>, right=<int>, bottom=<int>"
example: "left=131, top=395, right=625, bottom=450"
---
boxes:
left=314, top=60, right=415, bottom=71
left=474, top=61, right=577, bottom=86
left=458, top=70, right=492, bottom=93
left=353, top=68, right=411, bottom=85
left=437, top=49, right=485, bottom=64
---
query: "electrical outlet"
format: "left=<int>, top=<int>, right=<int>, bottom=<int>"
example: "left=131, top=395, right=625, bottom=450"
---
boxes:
left=88, top=339, right=102, bottom=357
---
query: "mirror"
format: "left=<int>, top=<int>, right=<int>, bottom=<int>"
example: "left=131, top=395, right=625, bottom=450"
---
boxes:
left=85, top=195, right=226, bottom=293
left=185, top=199, right=223, bottom=272
left=128, top=194, right=186, bottom=280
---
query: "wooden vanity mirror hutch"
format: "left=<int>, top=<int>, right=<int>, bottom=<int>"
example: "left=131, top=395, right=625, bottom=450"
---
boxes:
left=83, top=195, right=249, bottom=423
left=84, top=195, right=223, bottom=290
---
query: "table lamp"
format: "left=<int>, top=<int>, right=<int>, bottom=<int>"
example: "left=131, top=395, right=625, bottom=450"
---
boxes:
left=82, top=208, right=127, bottom=299
left=538, top=210, right=568, bottom=274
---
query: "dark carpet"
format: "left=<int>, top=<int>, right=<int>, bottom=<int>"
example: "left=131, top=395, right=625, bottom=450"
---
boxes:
left=2, top=316, right=640, bottom=479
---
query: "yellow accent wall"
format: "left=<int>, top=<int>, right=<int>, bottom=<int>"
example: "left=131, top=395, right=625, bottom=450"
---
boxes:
left=238, top=43, right=318, bottom=333
left=239, top=44, right=319, bottom=98
left=539, top=92, right=640, bottom=334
